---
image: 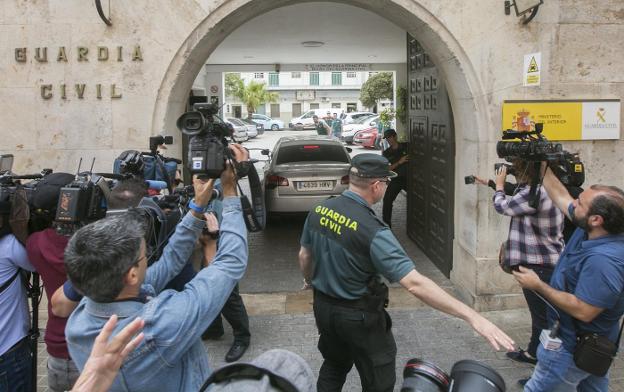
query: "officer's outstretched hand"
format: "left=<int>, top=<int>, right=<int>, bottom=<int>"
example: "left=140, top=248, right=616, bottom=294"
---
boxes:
left=469, top=315, right=515, bottom=352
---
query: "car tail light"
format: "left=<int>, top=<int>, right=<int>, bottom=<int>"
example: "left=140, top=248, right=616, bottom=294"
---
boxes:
left=266, top=175, right=289, bottom=187
left=303, top=145, right=320, bottom=150
left=340, top=175, right=349, bottom=184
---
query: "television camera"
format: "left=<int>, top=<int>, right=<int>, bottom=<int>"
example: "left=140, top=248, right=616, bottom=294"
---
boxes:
left=177, top=103, right=266, bottom=232
left=495, top=124, right=585, bottom=208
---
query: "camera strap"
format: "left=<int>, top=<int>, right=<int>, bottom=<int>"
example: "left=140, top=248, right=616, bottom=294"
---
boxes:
left=154, top=155, right=173, bottom=194
left=0, top=269, right=20, bottom=295
left=240, top=163, right=265, bottom=232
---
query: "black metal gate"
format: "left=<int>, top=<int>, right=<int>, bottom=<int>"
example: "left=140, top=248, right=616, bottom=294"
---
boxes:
left=406, top=34, right=455, bottom=277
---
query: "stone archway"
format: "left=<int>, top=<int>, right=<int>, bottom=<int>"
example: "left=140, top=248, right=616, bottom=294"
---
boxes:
left=152, top=0, right=493, bottom=307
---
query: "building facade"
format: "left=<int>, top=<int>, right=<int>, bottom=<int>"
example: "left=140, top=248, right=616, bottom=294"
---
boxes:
left=1, top=0, right=622, bottom=310
left=211, top=71, right=392, bottom=124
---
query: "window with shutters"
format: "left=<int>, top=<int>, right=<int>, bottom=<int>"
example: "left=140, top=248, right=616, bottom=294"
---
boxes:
left=331, top=72, right=342, bottom=86
left=309, top=72, right=319, bottom=86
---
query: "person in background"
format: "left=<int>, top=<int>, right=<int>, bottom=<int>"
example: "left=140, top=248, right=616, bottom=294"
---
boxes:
left=313, top=115, right=331, bottom=136
left=0, top=200, right=36, bottom=392
left=200, top=203, right=251, bottom=363
left=381, top=129, right=409, bottom=227
left=331, top=112, right=343, bottom=140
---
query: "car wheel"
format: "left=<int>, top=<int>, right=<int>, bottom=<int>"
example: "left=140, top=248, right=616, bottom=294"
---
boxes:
left=271, top=124, right=279, bottom=131
left=295, top=123, right=304, bottom=131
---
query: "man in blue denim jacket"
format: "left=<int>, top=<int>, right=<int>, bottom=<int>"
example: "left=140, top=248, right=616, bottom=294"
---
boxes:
left=64, top=145, right=249, bottom=392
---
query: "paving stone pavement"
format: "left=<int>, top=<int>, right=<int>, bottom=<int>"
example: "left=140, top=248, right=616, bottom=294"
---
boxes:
left=34, top=306, right=624, bottom=391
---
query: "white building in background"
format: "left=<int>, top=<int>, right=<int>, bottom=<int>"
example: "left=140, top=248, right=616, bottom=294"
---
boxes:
left=222, top=71, right=393, bottom=124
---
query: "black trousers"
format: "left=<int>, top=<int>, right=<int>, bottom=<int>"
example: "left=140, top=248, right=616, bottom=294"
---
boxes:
left=522, top=265, right=553, bottom=358
left=313, top=293, right=396, bottom=392
left=205, top=283, right=251, bottom=344
left=382, top=177, right=407, bottom=227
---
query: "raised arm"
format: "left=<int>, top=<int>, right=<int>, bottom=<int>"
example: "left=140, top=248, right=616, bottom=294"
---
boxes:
left=51, top=283, right=80, bottom=318
left=542, top=167, right=574, bottom=219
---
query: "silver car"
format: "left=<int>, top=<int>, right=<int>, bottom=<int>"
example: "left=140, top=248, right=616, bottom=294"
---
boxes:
left=263, top=136, right=351, bottom=217
left=225, top=118, right=249, bottom=142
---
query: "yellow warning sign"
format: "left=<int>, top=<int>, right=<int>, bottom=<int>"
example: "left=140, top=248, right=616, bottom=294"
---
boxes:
left=528, top=57, right=539, bottom=73
left=523, top=52, right=541, bottom=87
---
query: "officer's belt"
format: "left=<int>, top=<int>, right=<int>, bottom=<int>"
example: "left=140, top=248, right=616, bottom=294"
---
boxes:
left=314, top=289, right=381, bottom=312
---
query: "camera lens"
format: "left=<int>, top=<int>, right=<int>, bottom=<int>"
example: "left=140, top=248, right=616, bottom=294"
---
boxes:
left=448, top=359, right=505, bottom=392
left=176, top=112, right=205, bottom=136
left=401, top=358, right=450, bottom=392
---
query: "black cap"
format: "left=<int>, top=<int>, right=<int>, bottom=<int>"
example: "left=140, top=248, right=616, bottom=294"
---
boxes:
left=31, top=173, right=75, bottom=211
left=383, top=129, right=397, bottom=139
left=350, top=154, right=397, bottom=179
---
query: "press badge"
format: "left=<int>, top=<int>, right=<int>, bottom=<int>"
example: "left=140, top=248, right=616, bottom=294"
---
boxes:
left=540, top=329, right=562, bottom=351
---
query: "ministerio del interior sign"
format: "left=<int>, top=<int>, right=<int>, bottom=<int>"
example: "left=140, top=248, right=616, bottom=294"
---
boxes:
left=502, top=99, right=621, bottom=140
left=13, top=44, right=144, bottom=100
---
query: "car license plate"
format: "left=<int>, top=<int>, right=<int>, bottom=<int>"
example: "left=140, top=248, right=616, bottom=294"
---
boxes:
left=296, top=181, right=333, bottom=191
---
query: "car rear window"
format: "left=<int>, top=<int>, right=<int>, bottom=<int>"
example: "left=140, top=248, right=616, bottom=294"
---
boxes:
left=275, top=144, right=349, bottom=164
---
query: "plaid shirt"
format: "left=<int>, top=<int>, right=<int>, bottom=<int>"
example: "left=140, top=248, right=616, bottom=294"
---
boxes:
left=493, top=184, right=564, bottom=267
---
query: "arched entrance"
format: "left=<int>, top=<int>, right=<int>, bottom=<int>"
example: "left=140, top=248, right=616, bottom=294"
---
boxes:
left=152, top=0, right=490, bottom=291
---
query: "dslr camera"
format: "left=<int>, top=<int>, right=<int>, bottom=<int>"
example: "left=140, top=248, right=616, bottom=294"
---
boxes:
left=176, top=103, right=234, bottom=179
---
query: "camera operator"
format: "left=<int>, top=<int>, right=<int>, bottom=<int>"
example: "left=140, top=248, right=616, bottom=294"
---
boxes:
left=472, top=168, right=584, bottom=244
left=64, top=144, right=250, bottom=392
left=0, top=198, right=36, bottom=391
left=513, top=168, right=624, bottom=392
left=491, top=161, right=565, bottom=375
left=25, top=172, right=79, bottom=391
left=299, top=153, right=515, bottom=392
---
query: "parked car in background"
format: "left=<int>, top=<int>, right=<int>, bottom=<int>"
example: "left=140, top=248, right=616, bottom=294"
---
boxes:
left=288, top=109, right=327, bottom=130
left=341, top=115, right=378, bottom=144
left=225, top=118, right=249, bottom=142
left=353, top=126, right=382, bottom=149
left=251, top=113, right=284, bottom=131
left=239, top=118, right=260, bottom=138
left=262, top=136, right=352, bottom=219
left=340, top=111, right=376, bottom=125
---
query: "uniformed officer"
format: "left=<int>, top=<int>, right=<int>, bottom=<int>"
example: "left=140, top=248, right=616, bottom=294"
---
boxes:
left=298, top=153, right=515, bottom=392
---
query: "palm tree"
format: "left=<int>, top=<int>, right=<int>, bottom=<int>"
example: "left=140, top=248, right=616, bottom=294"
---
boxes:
left=225, top=73, right=279, bottom=118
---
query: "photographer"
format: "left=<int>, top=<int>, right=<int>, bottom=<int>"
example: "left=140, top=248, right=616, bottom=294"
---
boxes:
left=492, top=160, right=564, bottom=376
left=64, top=144, right=250, bottom=392
left=0, top=199, right=36, bottom=392
left=514, top=168, right=624, bottom=392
